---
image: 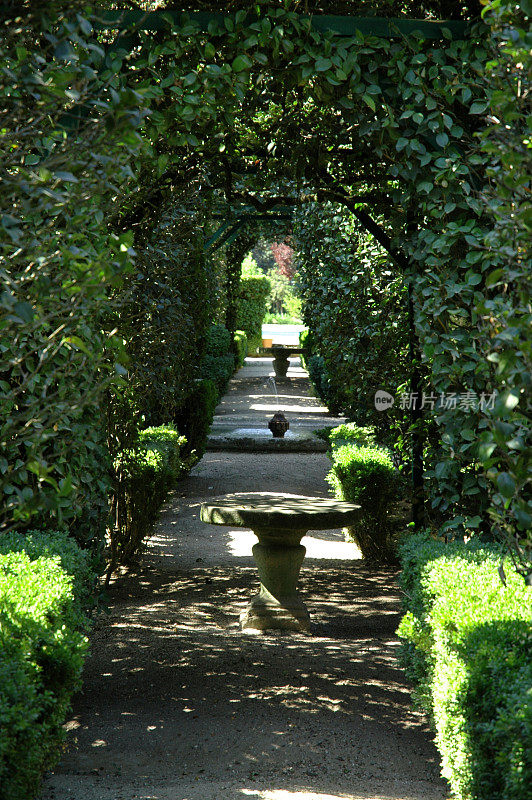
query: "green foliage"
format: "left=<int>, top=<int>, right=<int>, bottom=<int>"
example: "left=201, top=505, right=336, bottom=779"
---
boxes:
left=113, top=203, right=211, bottom=430
left=2, top=0, right=530, bottom=584
left=236, top=275, right=271, bottom=343
left=263, top=312, right=303, bottom=325
left=299, top=328, right=312, bottom=370
left=205, top=324, right=232, bottom=357
left=234, top=330, right=248, bottom=368
left=0, top=535, right=91, bottom=799
left=397, top=534, right=532, bottom=799
left=295, top=203, right=409, bottom=445
left=174, top=379, right=218, bottom=462
left=320, top=422, right=378, bottom=450
left=326, top=444, right=405, bottom=561
left=109, top=425, right=190, bottom=570
left=240, top=253, right=261, bottom=277
left=470, top=0, right=532, bottom=578
left=307, top=355, right=339, bottom=413
left=201, top=324, right=236, bottom=395
left=203, top=354, right=235, bottom=394
left=263, top=265, right=302, bottom=319
left=0, top=530, right=96, bottom=614
left=0, top=7, right=142, bottom=549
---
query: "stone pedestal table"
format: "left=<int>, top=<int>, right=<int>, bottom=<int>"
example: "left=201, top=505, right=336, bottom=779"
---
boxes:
left=200, top=492, right=361, bottom=632
left=257, top=346, right=304, bottom=378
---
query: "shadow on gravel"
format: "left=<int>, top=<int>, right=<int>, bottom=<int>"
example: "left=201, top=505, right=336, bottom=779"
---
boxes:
left=42, top=552, right=446, bottom=800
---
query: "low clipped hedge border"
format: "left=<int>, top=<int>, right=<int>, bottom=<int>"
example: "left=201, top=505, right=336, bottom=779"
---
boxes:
left=317, top=422, right=377, bottom=450
left=0, top=531, right=92, bottom=800
left=326, top=442, right=404, bottom=561
left=110, top=425, right=191, bottom=572
left=397, top=534, right=532, bottom=800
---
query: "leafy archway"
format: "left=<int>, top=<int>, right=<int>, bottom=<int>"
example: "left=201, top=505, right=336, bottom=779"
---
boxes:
left=2, top=1, right=530, bottom=577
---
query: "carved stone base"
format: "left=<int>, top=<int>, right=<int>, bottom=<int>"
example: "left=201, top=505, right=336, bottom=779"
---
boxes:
left=240, top=542, right=311, bottom=631
left=272, top=354, right=290, bottom=378
left=240, top=588, right=311, bottom=632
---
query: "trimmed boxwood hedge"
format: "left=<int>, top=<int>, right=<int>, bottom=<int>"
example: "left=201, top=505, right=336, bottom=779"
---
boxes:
left=397, top=534, right=532, bottom=800
left=175, top=378, right=218, bottom=462
left=233, top=330, right=248, bottom=368
left=110, top=425, right=190, bottom=571
left=236, top=275, right=270, bottom=354
left=0, top=531, right=92, bottom=800
left=318, top=422, right=377, bottom=450
left=202, top=324, right=235, bottom=396
left=326, top=443, right=405, bottom=561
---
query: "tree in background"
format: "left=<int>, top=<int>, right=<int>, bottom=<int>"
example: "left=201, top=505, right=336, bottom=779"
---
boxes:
left=271, top=239, right=296, bottom=280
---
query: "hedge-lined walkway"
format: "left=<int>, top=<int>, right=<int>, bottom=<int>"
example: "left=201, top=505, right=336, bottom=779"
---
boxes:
left=41, top=361, right=447, bottom=800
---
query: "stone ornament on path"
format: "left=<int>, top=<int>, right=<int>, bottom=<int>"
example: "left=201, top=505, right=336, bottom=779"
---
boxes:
left=200, top=492, right=361, bottom=633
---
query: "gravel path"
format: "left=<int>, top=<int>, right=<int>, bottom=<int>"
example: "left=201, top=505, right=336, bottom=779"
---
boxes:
left=41, top=451, right=447, bottom=800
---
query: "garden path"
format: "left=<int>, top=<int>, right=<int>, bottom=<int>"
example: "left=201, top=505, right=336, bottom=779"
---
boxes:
left=40, top=358, right=447, bottom=800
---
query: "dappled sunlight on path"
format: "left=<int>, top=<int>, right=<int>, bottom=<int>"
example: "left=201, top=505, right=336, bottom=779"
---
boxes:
left=42, top=454, right=446, bottom=800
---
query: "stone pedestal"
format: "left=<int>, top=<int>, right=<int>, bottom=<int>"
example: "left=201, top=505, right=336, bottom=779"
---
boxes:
left=200, top=493, right=361, bottom=634
left=272, top=353, right=290, bottom=378
left=257, top=346, right=304, bottom=381
left=240, top=536, right=310, bottom=632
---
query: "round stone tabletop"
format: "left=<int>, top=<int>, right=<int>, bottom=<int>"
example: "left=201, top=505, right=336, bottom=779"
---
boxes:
left=200, top=492, right=361, bottom=531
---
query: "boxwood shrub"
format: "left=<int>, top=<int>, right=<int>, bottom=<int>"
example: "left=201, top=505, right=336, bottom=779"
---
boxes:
left=319, top=422, right=377, bottom=450
left=233, top=330, right=248, bottom=368
left=0, top=532, right=91, bottom=800
left=174, top=378, right=218, bottom=462
left=236, top=275, right=270, bottom=354
left=326, top=443, right=405, bottom=561
left=202, top=324, right=235, bottom=396
left=110, top=425, right=190, bottom=571
left=397, top=534, right=532, bottom=800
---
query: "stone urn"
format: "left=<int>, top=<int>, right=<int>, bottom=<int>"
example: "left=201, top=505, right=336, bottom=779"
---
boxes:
left=268, top=411, right=289, bottom=438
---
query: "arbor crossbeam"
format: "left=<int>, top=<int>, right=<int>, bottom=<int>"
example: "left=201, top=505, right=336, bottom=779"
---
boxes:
left=94, top=11, right=469, bottom=40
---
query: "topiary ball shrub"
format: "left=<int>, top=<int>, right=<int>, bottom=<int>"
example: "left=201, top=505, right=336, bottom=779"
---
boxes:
left=326, top=444, right=405, bottom=562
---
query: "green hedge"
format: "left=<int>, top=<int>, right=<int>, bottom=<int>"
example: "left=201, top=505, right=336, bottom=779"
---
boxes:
left=109, top=425, right=190, bottom=571
left=205, top=324, right=232, bottom=357
left=397, top=534, right=532, bottom=800
left=174, top=378, right=218, bottom=462
left=318, top=422, right=377, bottom=450
left=326, top=443, right=405, bottom=561
left=0, top=531, right=92, bottom=800
left=299, top=328, right=311, bottom=369
left=202, top=324, right=235, bottom=395
left=234, top=330, right=248, bottom=368
left=236, top=275, right=270, bottom=353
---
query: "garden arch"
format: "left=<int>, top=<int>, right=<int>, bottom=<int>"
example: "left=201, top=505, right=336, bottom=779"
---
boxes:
left=90, top=5, right=525, bottom=553
left=4, top=2, right=529, bottom=577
